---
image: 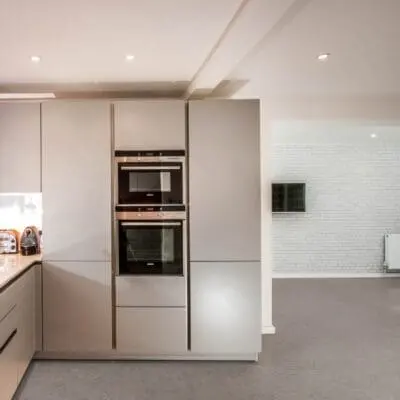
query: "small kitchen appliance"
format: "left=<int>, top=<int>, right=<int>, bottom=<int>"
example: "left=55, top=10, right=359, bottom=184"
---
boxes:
left=20, top=226, right=40, bottom=256
left=115, top=150, right=185, bottom=207
left=0, top=230, right=19, bottom=254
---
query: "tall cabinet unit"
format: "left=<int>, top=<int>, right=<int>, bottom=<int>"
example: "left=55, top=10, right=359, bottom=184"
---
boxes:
left=41, top=101, right=112, bottom=352
left=188, top=100, right=262, bottom=356
left=112, top=100, right=188, bottom=355
left=0, top=103, right=41, bottom=192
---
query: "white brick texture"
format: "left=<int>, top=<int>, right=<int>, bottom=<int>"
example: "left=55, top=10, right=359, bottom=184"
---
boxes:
left=271, top=125, right=400, bottom=273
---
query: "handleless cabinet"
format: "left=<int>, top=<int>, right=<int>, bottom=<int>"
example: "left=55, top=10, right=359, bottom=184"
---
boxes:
left=188, top=100, right=261, bottom=262
left=0, top=103, right=41, bottom=193
left=16, top=267, right=36, bottom=382
left=0, top=265, right=37, bottom=400
left=43, top=261, right=112, bottom=352
left=116, top=307, right=187, bottom=354
left=42, top=101, right=112, bottom=262
left=190, top=261, right=261, bottom=354
left=114, top=100, right=186, bottom=150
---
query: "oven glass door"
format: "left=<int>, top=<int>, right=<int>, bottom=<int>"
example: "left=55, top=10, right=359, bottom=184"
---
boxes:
left=118, top=220, right=184, bottom=275
left=118, top=163, right=183, bottom=205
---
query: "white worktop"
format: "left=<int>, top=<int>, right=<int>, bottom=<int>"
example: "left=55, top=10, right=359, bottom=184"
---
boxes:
left=0, top=254, right=42, bottom=291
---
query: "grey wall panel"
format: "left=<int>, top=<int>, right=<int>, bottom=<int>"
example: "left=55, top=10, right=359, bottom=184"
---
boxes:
left=188, top=100, right=261, bottom=261
left=114, top=100, right=186, bottom=150
left=0, top=103, right=41, bottom=193
left=190, top=261, right=261, bottom=354
left=42, top=101, right=111, bottom=261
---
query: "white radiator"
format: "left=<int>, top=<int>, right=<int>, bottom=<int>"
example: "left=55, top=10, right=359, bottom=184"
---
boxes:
left=384, top=234, right=400, bottom=272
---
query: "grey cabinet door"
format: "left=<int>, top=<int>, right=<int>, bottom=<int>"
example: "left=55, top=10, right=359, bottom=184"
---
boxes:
left=42, top=101, right=111, bottom=261
left=0, top=103, right=40, bottom=192
left=190, top=261, right=261, bottom=354
left=116, top=307, right=187, bottom=354
left=114, top=100, right=185, bottom=150
left=188, top=100, right=261, bottom=262
left=43, top=261, right=112, bottom=352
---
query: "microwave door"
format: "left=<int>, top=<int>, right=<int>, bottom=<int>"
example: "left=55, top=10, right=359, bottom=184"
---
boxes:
left=118, top=164, right=183, bottom=205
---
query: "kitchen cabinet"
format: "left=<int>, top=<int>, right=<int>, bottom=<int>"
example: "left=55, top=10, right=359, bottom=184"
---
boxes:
left=116, top=276, right=186, bottom=307
left=0, top=103, right=41, bottom=193
left=35, top=264, right=42, bottom=351
left=190, top=261, right=261, bottom=354
left=0, top=318, right=19, bottom=400
left=42, top=101, right=112, bottom=261
left=43, top=261, right=112, bottom=352
left=0, top=265, right=37, bottom=400
left=116, top=307, right=187, bottom=354
left=16, top=267, right=36, bottom=381
left=114, top=100, right=186, bottom=150
left=188, top=100, right=261, bottom=261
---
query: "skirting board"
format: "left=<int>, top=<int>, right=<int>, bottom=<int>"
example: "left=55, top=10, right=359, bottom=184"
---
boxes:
left=34, top=352, right=259, bottom=362
left=273, top=272, right=400, bottom=279
left=262, top=325, right=276, bottom=335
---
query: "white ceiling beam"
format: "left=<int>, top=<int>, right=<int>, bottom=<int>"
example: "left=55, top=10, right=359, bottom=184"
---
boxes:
left=184, top=0, right=309, bottom=99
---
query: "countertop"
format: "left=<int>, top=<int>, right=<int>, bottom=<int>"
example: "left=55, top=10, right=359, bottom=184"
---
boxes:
left=0, top=254, right=42, bottom=292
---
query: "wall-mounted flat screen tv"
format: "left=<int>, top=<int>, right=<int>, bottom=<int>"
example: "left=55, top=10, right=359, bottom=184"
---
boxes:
left=272, top=183, right=306, bottom=212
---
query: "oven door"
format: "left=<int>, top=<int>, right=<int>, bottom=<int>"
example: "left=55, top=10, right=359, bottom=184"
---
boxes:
left=117, top=163, right=183, bottom=205
left=118, top=220, right=185, bottom=276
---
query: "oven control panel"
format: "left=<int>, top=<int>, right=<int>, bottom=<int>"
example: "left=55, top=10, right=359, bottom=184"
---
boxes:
left=115, top=205, right=186, bottom=221
left=116, top=210, right=186, bottom=221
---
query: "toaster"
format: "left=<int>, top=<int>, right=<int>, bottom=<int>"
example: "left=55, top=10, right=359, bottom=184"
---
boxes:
left=0, top=230, right=19, bottom=254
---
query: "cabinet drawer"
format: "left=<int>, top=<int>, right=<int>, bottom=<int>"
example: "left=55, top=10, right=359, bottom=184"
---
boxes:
left=0, top=268, right=32, bottom=322
left=0, top=281, right=19, bottom=323
left=0, top=306, right=18, bottom=354
left=116, top=307, right=187, bottom=354
left=0, top=310, right=19, bottom=400
left=116, top=276, right=186, bottom=307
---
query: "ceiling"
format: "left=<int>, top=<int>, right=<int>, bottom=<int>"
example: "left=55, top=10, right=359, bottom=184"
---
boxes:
left=0, top=0, right=399, bottom=98
left=0, top=0, right=242, bottom=92
left=230, top=0, right=400, bottom=99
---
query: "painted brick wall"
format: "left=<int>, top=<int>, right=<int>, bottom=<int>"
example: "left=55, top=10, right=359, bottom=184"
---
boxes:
left=271, top=122, right=400, bottom=273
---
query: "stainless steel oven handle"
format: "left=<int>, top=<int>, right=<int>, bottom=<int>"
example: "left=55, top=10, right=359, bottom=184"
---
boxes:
left=120, top=166, right=181, bottom=171
left=121, top=222, right=181, bottom=227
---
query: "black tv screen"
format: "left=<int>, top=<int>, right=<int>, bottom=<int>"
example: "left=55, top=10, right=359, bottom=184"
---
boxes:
left=272, top=183, right=306, bottom=212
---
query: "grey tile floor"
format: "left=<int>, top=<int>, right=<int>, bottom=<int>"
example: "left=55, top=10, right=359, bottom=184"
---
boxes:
left=15, top=278, right=400, bottom=400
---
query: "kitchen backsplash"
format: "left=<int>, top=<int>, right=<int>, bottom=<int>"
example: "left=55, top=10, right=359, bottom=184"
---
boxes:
left=0, top=193, right=42, bottom=232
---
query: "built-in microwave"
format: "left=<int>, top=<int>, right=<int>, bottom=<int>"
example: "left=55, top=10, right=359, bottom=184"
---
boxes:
left=115, top=150, right=185, bottom=206
left=115, top=208, right=186, bottom=276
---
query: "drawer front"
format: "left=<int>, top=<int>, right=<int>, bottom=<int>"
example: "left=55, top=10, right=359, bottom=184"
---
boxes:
left=0, top=306, right=18, bottom=353
left=116, top=276, right=186, bottom=307
left=116, top=307, right=187, bottom=354
left=0, top=282, right=18, bottom=323
left=0, top=314, right=19, bottom=400
left=0, top=266, right=32, bottom=322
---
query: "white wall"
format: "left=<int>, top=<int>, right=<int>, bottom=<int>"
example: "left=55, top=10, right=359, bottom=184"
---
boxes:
left=272, top=121, right=400, bottom=273
left=230, top=89, right=400, bottom=329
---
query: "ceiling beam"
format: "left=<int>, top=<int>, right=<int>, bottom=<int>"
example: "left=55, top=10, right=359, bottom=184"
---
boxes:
left=184, top=0, right=309, bottom=99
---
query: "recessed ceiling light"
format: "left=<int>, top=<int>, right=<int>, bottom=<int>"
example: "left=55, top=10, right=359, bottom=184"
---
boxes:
left=317, top=53, right=330, bottom=62
left=370, top=133, right=377, bottom=138
left=125, top=54, right=135, bottom=62
left=31, top=55, right=41, bottom=63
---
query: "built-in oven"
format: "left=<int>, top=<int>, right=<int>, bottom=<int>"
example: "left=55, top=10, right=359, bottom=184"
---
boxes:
left=115, top=207, right=186, bottom=276
left=115, top=150, right=185, bottom=206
